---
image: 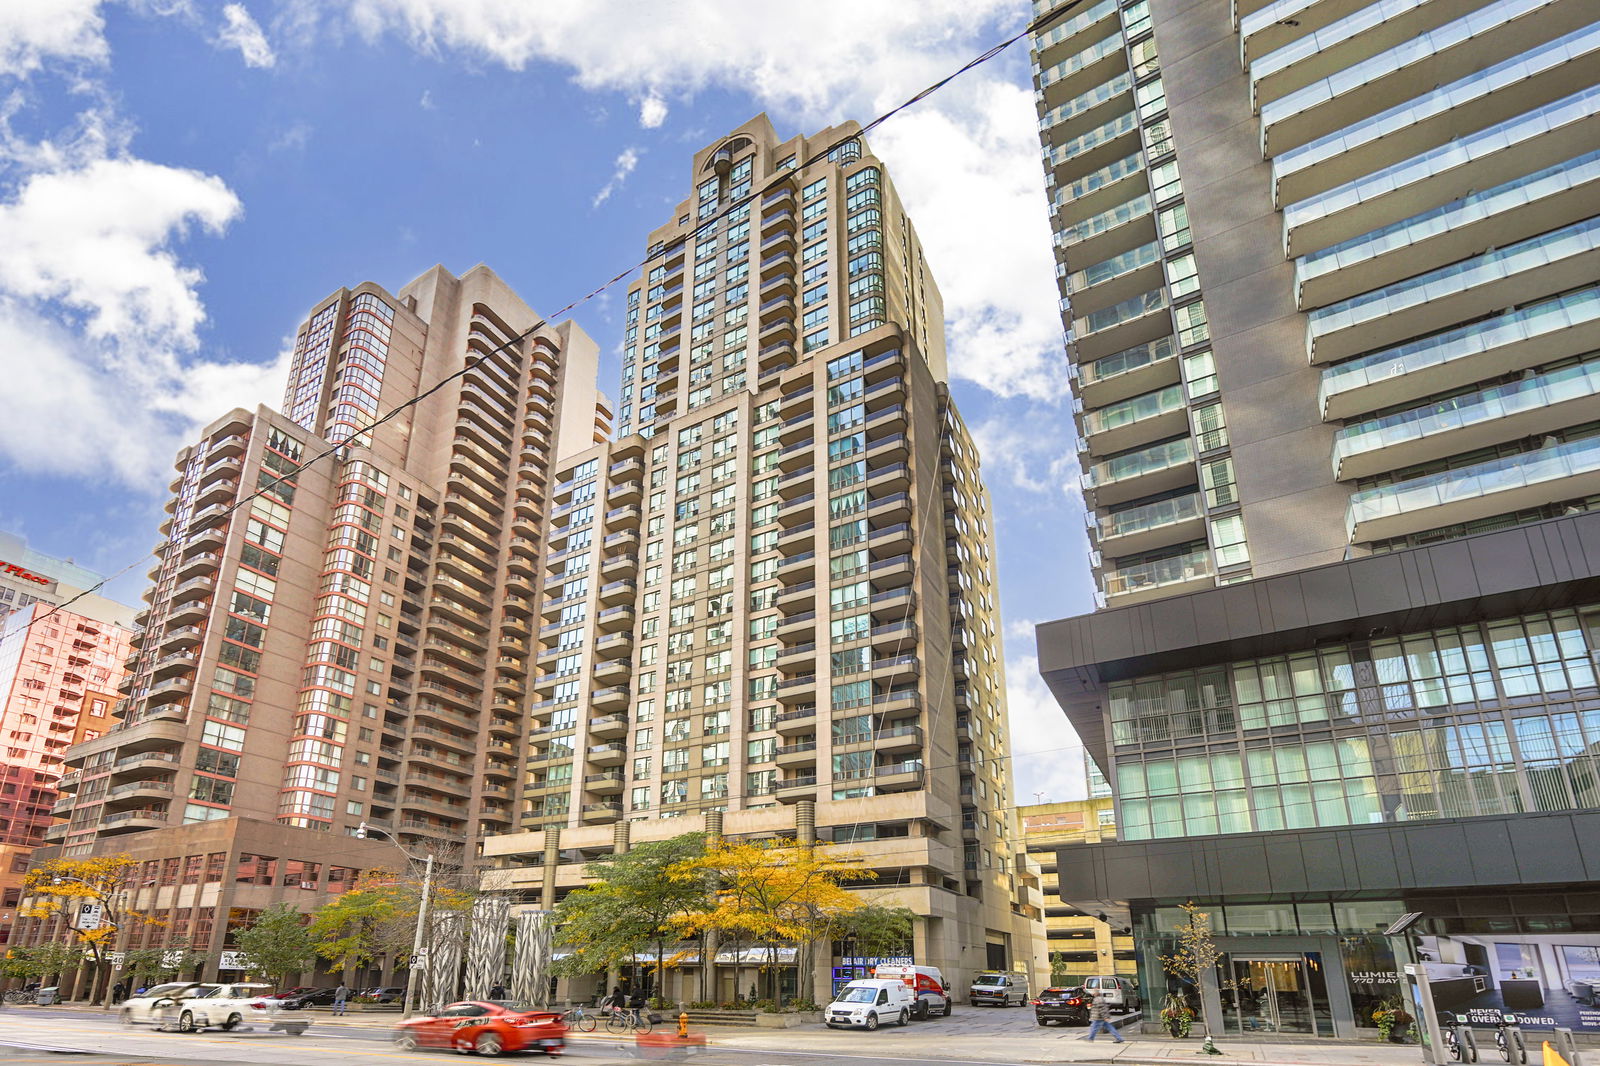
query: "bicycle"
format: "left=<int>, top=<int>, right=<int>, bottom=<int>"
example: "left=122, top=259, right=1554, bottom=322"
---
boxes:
left=1440, top=1011, right=1477, bottom=1062
left=4, top=989, right=38, bottom=1004
left=606, top=1006, right=653, bottom=1034
left=561, top=1004, right=597, bottom=1032
left=1492, top=1016, right=1526, bottom=1065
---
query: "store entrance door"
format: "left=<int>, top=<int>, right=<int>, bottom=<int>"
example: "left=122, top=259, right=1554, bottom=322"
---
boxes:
left=1227, top=956, right=1316, bottom=1035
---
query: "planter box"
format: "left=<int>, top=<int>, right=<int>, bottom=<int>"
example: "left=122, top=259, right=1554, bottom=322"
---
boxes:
left=755, top=1011, right=821, bottom=1028
left=349, top=1002, right=404, bottom=1012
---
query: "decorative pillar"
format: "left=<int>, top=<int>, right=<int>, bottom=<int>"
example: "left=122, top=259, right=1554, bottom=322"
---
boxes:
left=795, top=799, right=816, bottom=844
left=420, top=910, right=465, bottom=1013
left=462, top=895, right=512, bottom=1000
left=539, top=826, right=561, bottom=911
left=511, top=911, right=555, bottom=1008
left=613, top=820, right=631, bottom=853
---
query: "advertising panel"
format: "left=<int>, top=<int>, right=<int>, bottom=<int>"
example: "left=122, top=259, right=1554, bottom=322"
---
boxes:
left=1416, top=933, right=1600, bottom=1033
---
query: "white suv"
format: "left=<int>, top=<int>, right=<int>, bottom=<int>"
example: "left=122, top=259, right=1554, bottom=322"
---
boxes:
left=1082, top=976, right=1140, bottom=1011
left=125, top=982, right=309, bottom=1034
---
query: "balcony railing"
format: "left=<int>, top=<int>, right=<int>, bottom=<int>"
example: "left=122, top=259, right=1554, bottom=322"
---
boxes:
left=1102, top=547, right=1214, bottom=598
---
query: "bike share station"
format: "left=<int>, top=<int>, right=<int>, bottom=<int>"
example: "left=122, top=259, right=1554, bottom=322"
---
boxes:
left=1406, top=966, right=1588, bottom=1066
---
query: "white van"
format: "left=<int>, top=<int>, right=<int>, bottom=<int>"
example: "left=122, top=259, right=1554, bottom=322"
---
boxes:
left=969, top=970, right=1031, bottom=1007
left=825, top=978, right=917, bottom=1030
left=873, top=964, right=954, bottom=1018
left=1083, top=975, right=1140, bottom=1010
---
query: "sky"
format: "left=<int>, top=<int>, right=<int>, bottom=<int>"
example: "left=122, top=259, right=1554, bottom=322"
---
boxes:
left=0, top=0, right=1100, bottom=804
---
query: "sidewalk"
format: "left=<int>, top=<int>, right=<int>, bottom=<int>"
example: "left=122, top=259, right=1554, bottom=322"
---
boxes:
left=32, top=1001, right=1441, bottom=1065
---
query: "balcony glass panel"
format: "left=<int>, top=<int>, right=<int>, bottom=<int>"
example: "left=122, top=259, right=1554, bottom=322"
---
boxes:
left=1319, top=286, right=1600, bottom=410
left=1080, top=335, right=1178, bottom=386
left=1033, top=0, right=1120, bottom=57
left=1070, top=240, right=1162, bottom=293
left=1347, top=435, right=1600, bottom=530
left=1300, top=151, right=1600, bottom=287
left=1085, top=384, right=1186, bottom=435
left=1273, top=24, right=1600, bottom=182
left=1081, top=289, right=1168, bottom=336
left=1054, top=153, right=1144, bottom=208
left=1308, top=218, right=1600, bottom=343
left=1046, top=110, right=1139, bottom=167
left=1245, top=0, right=1395, bottom=61
left=1056, top=193, right=1152, bottom=248
left=1099, top=493, right=1204, bottom=540
left=1038, top=30, right=1126, bottom=90
left=1103, top=547, right=1213, bottom=597
left=1040, top=71, right=1133, bottom=133
left=1285, top=85, right=1600, bottom=234
left=1087, top=436, right=1194, bottom=488
left=1334, top=357, right=1600, bottom=465
left=1261, top=0, right=1541, bottom=127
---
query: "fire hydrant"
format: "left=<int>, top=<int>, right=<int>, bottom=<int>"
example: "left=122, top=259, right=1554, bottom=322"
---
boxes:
left=678, top=1011, right=690, bottom=1038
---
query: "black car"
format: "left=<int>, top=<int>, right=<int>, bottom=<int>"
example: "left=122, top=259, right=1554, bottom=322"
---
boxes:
left=1033, top=986, right=1091, bottom=1026
left=361, top=986, right=407, bottom=1004
left=279, top=987, right=339, bottom=1009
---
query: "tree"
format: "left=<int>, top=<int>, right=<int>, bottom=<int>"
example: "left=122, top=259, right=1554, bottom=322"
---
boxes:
left=550, top=832, right=708, bottom=1002
left=233, top=903, right=318, bottom=987
left=1158, top=901, right=1228, bottom=1041
left=2, top=942, right=83, bottom=985
left=839, top=904, right=915, bottom=961
left=672, top=838, right=870, bottom=1007
left=21, top=854, right=161, bottom=1007
left=309, top=865, right=472, bottom=980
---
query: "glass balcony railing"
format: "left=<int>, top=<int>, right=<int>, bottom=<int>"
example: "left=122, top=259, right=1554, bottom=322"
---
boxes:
left=1054, top=153, right=1144, bottom=208
left=1069, top=240, right=1163, bottom=293
left=1081, top=289, right=1168, bottom=337
left=1273, top=24, right=1600, bottom=183
left=1046, top=110, right=1139, bottom=168
left=1308, top=218, right=1600, bottom=344
left=1084, top=383, right=1186, bottom=435
left=1033, top=0, right=1119, bottom=55
left=1299, top=150, right=1600, bottom=286
left=1040, top=71, right=1133, bottom=134
left=1085, top=436, right=1195, bottom=489
left=1038, top=31, right=1126, bottom=90
left=1080, top=335, right=1179, bottom=387
left=1055, top=193, right=1152, bottom=247
left=1319, top=286, right=1600, bottom=411
left=1334, top=358, right=1600, bottom=467
left=1262, top=0, right=1544, bottom=130
left=1247, top=0, right=1404, bottom=69
left=1098, top=492, right=1204, bottom=541
left=1348, top=436, right=1600, bottom=532
left=1103, top=547, right=1213, bottom=598
left=1284, top=85, right=1600, bottom=234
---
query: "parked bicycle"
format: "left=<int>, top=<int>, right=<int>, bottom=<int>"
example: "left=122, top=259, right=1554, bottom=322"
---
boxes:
left=4, top=988, right=40, bottom=1004
left=1492, top=1015, right=1526, bottom=1065
left=560, top=1004, right=597, bottom=1032
left=605, top=1006, right=653, bottom=1034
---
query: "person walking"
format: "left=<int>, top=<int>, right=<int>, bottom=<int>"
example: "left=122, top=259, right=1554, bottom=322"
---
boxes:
left=1079, top=993, right=1125, bottom=1043
left=111, top=981, right=126, bottom=1005
left=332, top=982, right=349, bottom=1016
left=488, top=982, right=505, bottom=1000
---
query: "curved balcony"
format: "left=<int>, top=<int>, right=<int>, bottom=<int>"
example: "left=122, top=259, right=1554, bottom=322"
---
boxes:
left=1082, top=383, right=1188, bottom=457
left=1095, top=492, right=1206, bottom=556
left=1083, top=436, right=1196, bottom=507
left=1036, top=16, right=1127, bottom=110
left=1347, top=435, right=1600, bottom=543
left=1075, top=334, right=1181, bottom=409
left=1102, top=546, right=1214, bottom=605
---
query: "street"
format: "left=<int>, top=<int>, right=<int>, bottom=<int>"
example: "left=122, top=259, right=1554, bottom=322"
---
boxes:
left=0, top=1003, right=1414, bottom=1066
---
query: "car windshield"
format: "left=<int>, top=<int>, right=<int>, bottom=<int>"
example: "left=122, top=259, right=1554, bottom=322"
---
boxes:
left=144, top=984, right=189, bottom=997
left=836, top=987, right=878, bottom=1004
left=973, top=977, right=1006, bottom=987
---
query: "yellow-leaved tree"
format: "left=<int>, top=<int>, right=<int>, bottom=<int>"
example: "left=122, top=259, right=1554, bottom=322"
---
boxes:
left=22, top=854, right=162, bottom=1008
left=670, top=838, right=870, bottom=1008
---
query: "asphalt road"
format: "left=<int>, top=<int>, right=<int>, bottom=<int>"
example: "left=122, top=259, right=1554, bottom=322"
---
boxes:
left=0, top=1005, right=1069, bottom=1066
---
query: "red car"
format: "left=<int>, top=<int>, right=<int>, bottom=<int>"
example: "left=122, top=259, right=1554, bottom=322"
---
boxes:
left=393, top=1000, right=566, bottom=1056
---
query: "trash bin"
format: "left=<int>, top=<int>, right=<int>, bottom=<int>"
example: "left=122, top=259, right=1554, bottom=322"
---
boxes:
left=35, top=987, right=60, bottom=1006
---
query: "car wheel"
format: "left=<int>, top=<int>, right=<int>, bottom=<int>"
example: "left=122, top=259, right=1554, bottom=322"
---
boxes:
left=897, top=1009, right=908, bottom=1027
left=178, top=1011, right=197, bottom=1033
left=864, top=1012, right=879, bottom=1031
left=475, top=1032, right=504, bottom=1056
left=943, top=1001, right=954, bottom=1016
left=288, top=1024, right=308, bottom=1035
left=913, top=1000, right=927, bottom=1021
left=394, top=1032, right=418, bottom=1051
left=222, top=1013, right=242, bottom=1031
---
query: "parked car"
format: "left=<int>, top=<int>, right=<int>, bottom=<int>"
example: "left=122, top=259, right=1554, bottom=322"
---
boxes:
left=277, top=986, right=339, bottom=1009
left=392, top=1000, right=566, bottom=1056
left=265, top=986, right=316, bottom=1001
left=359, top=986, right=407, bottom=1004
left=1033, top=986, right=1091, bottom=1026
left=119, top=983, right=212, bottom=1026
left=825, top=978, right=917, bottom=1030
left=1082, top=975, right=1140, bottom=1011
left=873, top=964, right=954, bottom=1018
left=969, top=970, right=1031, bottom=1007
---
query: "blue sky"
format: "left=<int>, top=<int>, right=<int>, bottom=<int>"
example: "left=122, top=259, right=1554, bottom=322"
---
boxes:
left=0, top=0, right=1098, bottom=802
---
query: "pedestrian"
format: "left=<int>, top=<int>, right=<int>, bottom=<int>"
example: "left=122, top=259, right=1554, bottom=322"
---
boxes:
left=488, top=982, right=505, bottom=1000
left=1079, top=993, right=1125, bottom=1043
left=333, top=982, right=349, bottom=1016
left=112, top=981, right=126, bottom=1005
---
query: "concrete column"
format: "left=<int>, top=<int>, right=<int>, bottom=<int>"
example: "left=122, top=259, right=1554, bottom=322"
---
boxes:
left=613, top=820, right=631, bottom=854
left=795, top=800, right=815, bottom=844
left=539, top=826, right=561, bottom=911
left=704, top=810, right=723, bottom=842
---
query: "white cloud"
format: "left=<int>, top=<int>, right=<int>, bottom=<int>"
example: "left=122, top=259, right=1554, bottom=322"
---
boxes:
left=216, top=3, right=277, bottom=68
left=638, top=93, right=667, bottom=128
left=419, top=88, right=435, bottom=109
left=0, top=0, right=109, bottom=79
left=591, top=146, right=639, bottom=208
left=1005, top=640, right=1090, bottom=806
left=267, top=121, right=312, bottom=152
left=970, top=410, right=1084, bottom=504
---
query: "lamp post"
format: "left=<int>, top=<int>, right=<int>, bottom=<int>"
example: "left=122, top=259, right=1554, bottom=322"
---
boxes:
left=356, top=822, right=433, bottom=1017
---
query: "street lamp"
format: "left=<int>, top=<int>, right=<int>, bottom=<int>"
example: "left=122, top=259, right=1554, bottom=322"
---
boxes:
left=356, top=822, right=433, bottom=1017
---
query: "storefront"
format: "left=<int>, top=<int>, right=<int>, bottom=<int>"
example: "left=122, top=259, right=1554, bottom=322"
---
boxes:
left=1057, top=811, right=1600, bottom=1039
